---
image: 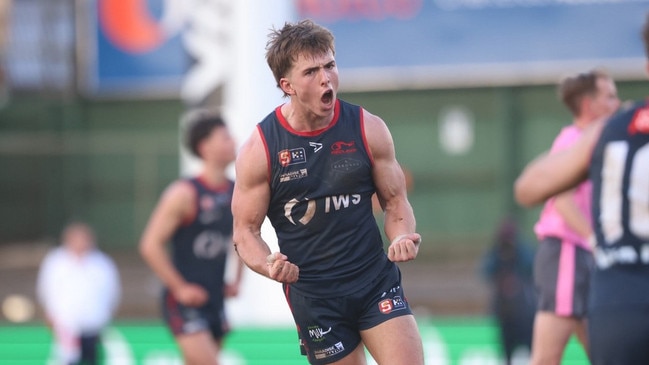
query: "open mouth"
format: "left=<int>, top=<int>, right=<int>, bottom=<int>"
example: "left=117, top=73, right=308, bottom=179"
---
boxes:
left=321, top=90, right=334, bottom=104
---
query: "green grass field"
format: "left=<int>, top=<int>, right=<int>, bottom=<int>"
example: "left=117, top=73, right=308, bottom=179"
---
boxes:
left=0, top=317, right=589, bottom=364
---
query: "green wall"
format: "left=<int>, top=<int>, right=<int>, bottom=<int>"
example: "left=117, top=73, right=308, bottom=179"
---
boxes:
left=0, top=81, right=646, bottom=250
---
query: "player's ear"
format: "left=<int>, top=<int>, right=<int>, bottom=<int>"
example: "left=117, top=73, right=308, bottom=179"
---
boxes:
left=279, top=78, right=295, bottom=96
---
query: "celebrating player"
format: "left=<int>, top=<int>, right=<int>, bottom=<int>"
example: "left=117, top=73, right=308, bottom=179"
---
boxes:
left=232, top=19, right=424, bottom=365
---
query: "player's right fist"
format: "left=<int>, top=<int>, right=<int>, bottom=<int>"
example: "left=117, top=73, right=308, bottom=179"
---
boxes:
left=266, top=252, right=299, bottom=283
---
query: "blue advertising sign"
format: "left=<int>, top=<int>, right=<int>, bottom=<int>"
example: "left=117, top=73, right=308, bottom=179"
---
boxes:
left=82, top=0, right=188, bottom=97
left=296, top=0, right=649, bottom=90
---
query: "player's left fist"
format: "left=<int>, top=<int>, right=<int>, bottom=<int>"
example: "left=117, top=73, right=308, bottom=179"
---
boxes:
left=388, top=233, right=421, bottom=262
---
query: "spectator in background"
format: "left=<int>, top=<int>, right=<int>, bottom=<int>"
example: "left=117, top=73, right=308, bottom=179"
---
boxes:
left=481, top=217, right=536, bottom=365
left=529, top=69, right=619, bottom=365
left=37, top=222, right=121, bottom=365
left=139, top=112, right=243, bottom=365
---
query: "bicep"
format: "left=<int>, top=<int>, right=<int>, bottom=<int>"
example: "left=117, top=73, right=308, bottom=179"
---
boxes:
left=232, top=132, right=270, bottom=234
left=364, top=112, right=407, bottom=205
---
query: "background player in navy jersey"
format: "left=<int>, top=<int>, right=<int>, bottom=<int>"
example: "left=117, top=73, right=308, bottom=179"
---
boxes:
left=140, top=113, right=243, bottom=365
left=232, top=20, right=424, bottom=365
left=515, top=13, right=649, bottom=364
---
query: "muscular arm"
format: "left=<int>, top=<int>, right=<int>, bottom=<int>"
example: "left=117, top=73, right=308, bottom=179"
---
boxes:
left=514, top=119, right=605, bottom=207
left=232, top=129, right=299, bottom=283
left=364, top=110, right=421, bottom=262
left=139, top=181, right=208, bottom=306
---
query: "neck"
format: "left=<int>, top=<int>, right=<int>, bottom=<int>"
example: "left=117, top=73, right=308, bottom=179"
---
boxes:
left=573, top=116, right=591, bottom=130
left=282, top=102, right=333, bottom=132
left=200, top=163, right=228, bottom=187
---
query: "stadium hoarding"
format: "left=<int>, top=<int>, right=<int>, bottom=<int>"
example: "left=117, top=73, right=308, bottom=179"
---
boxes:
left=296, top=0, right=649, bottom=91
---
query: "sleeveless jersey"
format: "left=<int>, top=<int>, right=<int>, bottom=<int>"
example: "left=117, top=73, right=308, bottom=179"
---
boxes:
left=589, top=99, right=649, bottom=309
left=258, top=99, right=388, bottom=297
left=170, top=177, right=234, bottom=307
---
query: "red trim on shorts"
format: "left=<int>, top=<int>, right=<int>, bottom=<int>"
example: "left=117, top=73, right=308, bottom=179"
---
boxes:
left=165, top=292, right=185, bottom=335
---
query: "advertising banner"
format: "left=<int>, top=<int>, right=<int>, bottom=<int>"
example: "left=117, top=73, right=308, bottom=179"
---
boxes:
left=296, top=0, right=649, bottom=90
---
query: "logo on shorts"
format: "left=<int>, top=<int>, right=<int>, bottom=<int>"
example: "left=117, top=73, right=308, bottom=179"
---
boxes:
left=378, top=296, right=407, bottom=314
left=314, top=341, right=345, bottom=360
left=308, top=325, right=332, bottom=342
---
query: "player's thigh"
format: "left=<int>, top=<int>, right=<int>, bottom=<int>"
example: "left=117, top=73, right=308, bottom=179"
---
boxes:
left=531, top=312, right=579, bottom=365
left=360, top=314, right=423, bottom=365
left=175, top=330, right=220, bottom=365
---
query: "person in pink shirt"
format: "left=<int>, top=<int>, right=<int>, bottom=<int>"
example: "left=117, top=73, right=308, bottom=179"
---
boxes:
left=530, top=69, right=620, bottom=365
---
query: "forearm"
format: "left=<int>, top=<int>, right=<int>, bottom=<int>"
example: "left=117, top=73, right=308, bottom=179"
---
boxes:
left=233, top=228, right=272, bottom=279
left=139, top=243, right=187, bottom=292
left=383, top=197, right=417, bottom=241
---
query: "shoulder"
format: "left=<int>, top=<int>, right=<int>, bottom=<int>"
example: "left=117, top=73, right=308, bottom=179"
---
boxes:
left=551, top=125, right=582, bottom=152
left=361, top=109, right=394, bottom=158
left=236, top=128, right=268, bottom=179
left=162, top=179, right=196, bottom=203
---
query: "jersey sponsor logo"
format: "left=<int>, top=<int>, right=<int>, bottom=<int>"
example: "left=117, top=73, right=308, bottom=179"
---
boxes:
left=308, top=325, right=332, bottom=342
left=279, top=148, right=307, bottom=167
left=378, top=296, right=407, bottom=314
left=594, top=243, right=649, bottom=269
left=314, top=341, right=345, bottom=360
left=198, top=194, right=230, bottom=224
left=330, top=141, right=357, bottom=155
left=324, top=194, right=361, bottom=213
left=284, top=198, right=316, bottom=225
left=193, top=231, right=229, bottom=259
left=280, top=168, right=308, bottom=183
left=629, top=107, right=649, bottom=135
left=331, top=158, right=362, bottom=173
left=309, top=142, right=323, bottom=153
left=284, top=194, right=362, bottom=225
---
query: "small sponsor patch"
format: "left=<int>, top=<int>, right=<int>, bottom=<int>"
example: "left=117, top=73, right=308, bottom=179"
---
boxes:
left=314, top=341, right=345, bottom=360
left=279, top=148, right=306, bottom=167
left=332, top=158, right=362, bottom=173
left=379, top=296, right=407, bottom=314
left=629, top=107, right=649, bottom=135
left=280, top=168, right=308, bottom=182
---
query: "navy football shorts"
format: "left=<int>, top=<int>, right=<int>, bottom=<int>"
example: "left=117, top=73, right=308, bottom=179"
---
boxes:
left=161, top=290, right=229, bottom=340
left=589, top=306, right=649, bottom=364
left=285, top=264, right=413, bottom=364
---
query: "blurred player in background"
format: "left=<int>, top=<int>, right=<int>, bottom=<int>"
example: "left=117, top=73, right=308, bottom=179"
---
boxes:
left=232, top=19, right=424, bottom=365
left=139, top=112, right=243, bottom=365
left=481, top=217, right=536, bottom=365
left=529, top=69, right=619, bottom=365
left=515, top=13, right=649, bottom=364
left=37, top=222, right=121, bottom=365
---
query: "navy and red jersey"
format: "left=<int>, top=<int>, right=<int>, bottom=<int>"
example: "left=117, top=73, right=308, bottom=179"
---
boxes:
left=170, top=177, right=234, bottom=307
left=257, top=99, right=389, bottom=297
left=589, top=99, right=649, bottom=309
